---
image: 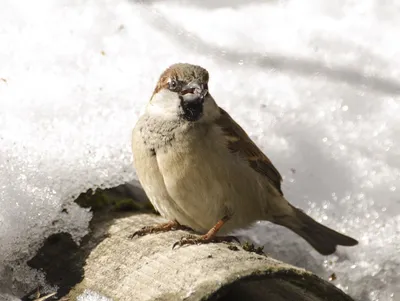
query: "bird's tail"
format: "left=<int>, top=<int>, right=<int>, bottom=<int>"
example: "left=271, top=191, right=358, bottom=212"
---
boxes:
left=274, top=205, right=358, bottom=255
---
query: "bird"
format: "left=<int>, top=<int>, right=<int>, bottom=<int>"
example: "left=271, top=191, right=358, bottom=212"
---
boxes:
left=130, top=62, right=358, bottom=255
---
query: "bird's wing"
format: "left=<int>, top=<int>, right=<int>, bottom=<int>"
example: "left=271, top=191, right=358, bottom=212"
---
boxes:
left=216, top=107, right=283, bottom=195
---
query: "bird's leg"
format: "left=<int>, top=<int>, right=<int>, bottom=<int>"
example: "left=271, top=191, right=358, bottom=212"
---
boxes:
left=129, top=220, right=192, bottom=238
left=172, top=216, right=239, bottom=249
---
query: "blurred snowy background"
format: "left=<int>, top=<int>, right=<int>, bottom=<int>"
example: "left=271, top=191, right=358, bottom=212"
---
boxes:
left=0, top=0, right=399, bottom=300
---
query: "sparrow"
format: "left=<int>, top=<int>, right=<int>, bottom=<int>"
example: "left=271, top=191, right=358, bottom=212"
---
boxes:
left=130, top=63, right=358, bottom=255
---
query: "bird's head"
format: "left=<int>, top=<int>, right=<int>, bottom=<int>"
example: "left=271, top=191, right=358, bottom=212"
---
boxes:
left=147, top=63, right=219, bottom=123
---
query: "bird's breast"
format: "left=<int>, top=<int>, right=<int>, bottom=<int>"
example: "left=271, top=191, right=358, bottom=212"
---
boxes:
left=155, top=125, right=266, bottom=233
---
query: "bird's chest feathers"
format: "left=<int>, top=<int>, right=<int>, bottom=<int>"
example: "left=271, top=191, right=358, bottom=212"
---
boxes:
left=139, top=115, right=230, bottom=200
left=155, top=126, right=230, bottom=199
left=137, top=116, right=186, bottom=153
left=139, top=115, right=213, bottom=156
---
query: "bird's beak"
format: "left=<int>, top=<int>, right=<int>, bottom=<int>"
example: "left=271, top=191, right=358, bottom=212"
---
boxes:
left=179, top=81, right=208, bottom=104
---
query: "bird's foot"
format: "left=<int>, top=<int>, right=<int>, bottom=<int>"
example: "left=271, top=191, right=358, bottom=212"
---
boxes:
left=172, top=234, right=239, bottom=249
left=129, top=220, right=192, bottom=238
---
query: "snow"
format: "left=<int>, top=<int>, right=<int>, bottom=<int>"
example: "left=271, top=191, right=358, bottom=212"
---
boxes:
left=0, top=0, right=399, bottom=300
left=77, top=290, right=112, bottom=301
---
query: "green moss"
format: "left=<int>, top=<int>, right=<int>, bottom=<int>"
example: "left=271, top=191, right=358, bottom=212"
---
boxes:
left=241, top=241, right=265, bottom=255
left=227, top=245, right=239, bottom=251
left=112, top=198, right=141, bottom=211
left=142, top=199, right=158, bottom=214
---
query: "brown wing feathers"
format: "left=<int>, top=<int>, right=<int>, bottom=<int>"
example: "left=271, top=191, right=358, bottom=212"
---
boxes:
left=216, top=107, right=283, bottom=195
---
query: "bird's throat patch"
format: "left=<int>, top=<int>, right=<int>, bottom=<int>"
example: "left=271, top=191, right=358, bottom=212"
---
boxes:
left=179, top=97, right=203, bottom=122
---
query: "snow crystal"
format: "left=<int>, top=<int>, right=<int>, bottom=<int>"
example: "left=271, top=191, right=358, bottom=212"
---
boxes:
left=0, top=0, right=399, bottom=300
left=77, top=290, right=113, bottom=301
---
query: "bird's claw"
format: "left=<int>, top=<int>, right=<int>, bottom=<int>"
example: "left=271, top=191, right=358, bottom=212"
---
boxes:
left=172, top=234, right=240, bottom=249
left=128, top=226, right=154, bottom=239
left=129, top=221, right=193, bottom=239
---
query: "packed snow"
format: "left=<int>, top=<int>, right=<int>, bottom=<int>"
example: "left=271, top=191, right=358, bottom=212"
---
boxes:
left=0, top=0, right=399, bottom=300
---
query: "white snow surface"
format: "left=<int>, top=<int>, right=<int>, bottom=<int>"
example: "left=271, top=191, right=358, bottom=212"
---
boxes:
left=0, top=0, right=399, bottom=300
left=77, top=290, right=113, bottom=301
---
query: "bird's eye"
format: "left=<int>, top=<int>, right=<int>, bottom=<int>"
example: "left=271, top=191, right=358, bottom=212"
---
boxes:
left=168, top=79, right=179, bottom=91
